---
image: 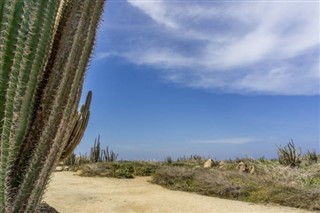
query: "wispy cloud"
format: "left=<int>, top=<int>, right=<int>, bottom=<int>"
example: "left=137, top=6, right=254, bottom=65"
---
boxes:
left=99, top=1, right=319, bottom=95
left=192, top=137, right=256, bottom=145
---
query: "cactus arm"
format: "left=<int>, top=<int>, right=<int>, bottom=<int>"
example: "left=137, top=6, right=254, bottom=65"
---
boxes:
left=0, top=0, right=104, bottom=211
left=0, top=1, right=35, bottom=208
left=0, top=0, right=29, bottom=208
left=0, top=0, right=7, bottom=28
left=60, top=91, right=92, bottom=161
left=12, top=1, right=74, bottom=185
left=26, top=0, right=104, bottom=208
left=6, top=0, right=60, bottom=200
left=11, top=1, right=87, bottom=210
left=58, top=0, right=103, bottom=160
left=26, top=92, right=90, bottom=211
left=0, top=0, right=23, bottom=136
left=6, top=0, right=62, bottom=211
left=10, top=2, right=79, bottom=199
left=0, top=0, right=20, bottom=142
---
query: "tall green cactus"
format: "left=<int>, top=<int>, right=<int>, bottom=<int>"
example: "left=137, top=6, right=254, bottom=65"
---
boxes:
left=0, top=0, right=105, bottom=212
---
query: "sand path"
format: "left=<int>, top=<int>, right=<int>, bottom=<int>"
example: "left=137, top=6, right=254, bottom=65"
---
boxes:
left=44, top=172, right=312, bottom=213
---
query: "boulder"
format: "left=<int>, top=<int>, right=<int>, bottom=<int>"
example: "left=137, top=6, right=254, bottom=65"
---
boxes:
left=64, top=166, right=70, bottom=171
left=236, top=161, right=246, bottom=172
left=74, top=169, right=83, bottom=176
left=55, top=166, right=63, bottom=172
left=203, top=159, right=214, bottom=168
left=219, top=160, right=226, bottom=169
left=236, top=162, right=255, bottom=174
left=248, top=165, right=255, bottom=175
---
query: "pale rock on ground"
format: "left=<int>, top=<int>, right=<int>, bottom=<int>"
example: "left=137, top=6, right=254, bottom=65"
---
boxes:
left=237, top=161, right=246, bottom=172
left=203, top=159, right=214, bottom=168
left=54, top=166, right=63, bottom=172
left=219, top=160, right=226, bottom=169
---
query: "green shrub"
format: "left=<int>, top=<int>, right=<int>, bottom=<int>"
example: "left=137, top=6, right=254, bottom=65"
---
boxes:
left=78, top=161, right=160, bottom=179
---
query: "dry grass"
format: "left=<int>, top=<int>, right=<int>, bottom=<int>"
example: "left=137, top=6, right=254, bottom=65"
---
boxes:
left=152, top=162, right=320, bottom=211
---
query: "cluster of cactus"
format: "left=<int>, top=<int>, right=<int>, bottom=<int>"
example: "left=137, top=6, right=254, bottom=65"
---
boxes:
left=90, top=135, right=118, bottom=163
left=277, top=140, right=302, bottom=167
left=0, top=0, right=105, bottom=212
left=90, top=135, right=101, bottom=163
left=305, top=149, right=318, bottom=165
left=102, top=145, right=119, bottom=162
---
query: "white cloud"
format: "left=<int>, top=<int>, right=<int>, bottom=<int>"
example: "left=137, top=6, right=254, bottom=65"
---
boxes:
left=127, top=0, right=177, bottom=28
left=100, top=1, right=320, bottom=95
left=192, top=137, right=256, bottom=145
left=95, top=52, right=116, bottom=60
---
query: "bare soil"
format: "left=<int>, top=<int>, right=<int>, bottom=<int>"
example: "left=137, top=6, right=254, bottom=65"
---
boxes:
left=43, top=172, right=312, bottom=213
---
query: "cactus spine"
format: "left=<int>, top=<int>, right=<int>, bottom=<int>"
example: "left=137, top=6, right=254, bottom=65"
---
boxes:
left=0, top=0, right=105, bottom=212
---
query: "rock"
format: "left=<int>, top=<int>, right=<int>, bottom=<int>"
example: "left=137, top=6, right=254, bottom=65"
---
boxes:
left=36, top=202, right=59, bottom=213
left=236, top=161, right=246, bottom=172
left=55, top=166, right=63, bottom=172
left=203, top=159, right=214, bottom=168
left=236, top=162, right=255, bottom=174
left=248, top=165, right=255, bottom=175
left=219, top=160, right=226, bottom=169
left=74, top=170, right=83, bottom=176
left=64, top=166, right=70, bottom=171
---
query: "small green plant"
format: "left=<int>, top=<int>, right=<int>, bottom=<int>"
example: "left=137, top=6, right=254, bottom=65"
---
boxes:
left=277, top=140, right=301, bottom=167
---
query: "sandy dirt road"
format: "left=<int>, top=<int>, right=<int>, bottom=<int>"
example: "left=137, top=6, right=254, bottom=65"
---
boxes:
left=44, top=172, right=311, bottom=213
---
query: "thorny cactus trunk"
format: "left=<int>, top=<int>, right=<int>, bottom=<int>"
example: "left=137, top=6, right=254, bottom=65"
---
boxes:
left=0, top=0, right=105, bottom=212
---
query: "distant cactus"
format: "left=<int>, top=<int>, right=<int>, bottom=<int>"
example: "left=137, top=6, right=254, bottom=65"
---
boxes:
left=89, top=135, right=118, bottom=163
left=102, top=146, right=119, bottom=162
left=305, top=149, right=318, bottom=165
left=0, top=0, right=105, bottom=212
left=277, top=140, right=301, bottom=167
left=90, top=135, right=102, bottom=163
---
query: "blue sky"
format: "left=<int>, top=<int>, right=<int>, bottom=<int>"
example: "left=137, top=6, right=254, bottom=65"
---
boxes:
left=76, top=0, right=320, bottom=160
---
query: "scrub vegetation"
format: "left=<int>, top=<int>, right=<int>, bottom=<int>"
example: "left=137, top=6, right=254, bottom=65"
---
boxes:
left=66, top=140, right=319, bottom=211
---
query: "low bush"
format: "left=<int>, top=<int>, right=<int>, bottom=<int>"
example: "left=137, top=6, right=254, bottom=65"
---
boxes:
left=152, top=163, right=320, bottom=211
left=78, top=161, right=160, bottom=178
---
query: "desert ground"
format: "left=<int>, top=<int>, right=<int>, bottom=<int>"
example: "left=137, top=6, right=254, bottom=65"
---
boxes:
left=43, top=172, right=313, bottom=213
